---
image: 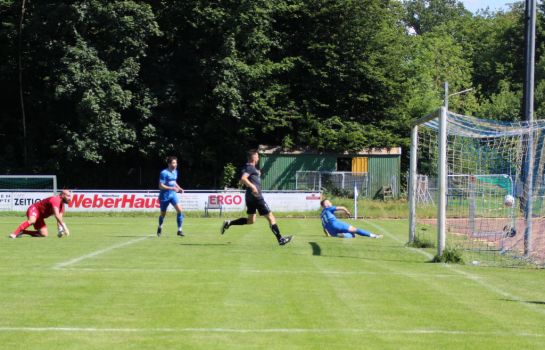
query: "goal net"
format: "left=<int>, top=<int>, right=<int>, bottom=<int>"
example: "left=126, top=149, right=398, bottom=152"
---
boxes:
left=409, top=108, right=545, bottom=266
left=0, top=175, right=57, bottom=193
left=0, top=175, right=57, bottom=211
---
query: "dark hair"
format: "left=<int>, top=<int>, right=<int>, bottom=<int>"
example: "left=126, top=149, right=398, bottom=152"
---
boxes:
left=320, top=199, right=327, bottom=207
left=166, top=156, right=177, bottom=164
left=247, top=149, right=258, bottom=161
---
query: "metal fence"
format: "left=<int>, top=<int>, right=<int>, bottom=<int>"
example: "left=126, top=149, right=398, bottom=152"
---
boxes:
left=295, top=171, right=368, bottom=197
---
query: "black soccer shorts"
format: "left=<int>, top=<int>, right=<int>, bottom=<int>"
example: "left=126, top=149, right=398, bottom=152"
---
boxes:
left=245, top=194, right=271, bottom=216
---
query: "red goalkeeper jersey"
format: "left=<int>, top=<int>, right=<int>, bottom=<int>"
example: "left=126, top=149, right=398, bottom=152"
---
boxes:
left=33, top=195, right=64, bottom=218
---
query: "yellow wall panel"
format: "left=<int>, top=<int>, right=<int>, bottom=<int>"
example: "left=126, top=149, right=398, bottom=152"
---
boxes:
left=351, top=157, right=368, bottom=172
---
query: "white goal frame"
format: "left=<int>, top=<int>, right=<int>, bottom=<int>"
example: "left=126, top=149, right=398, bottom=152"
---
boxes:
left=0, top=175, right=57, bottom=193
left=409, top=108, right=447, bottom=256
left=408, top=105, right=545, bottom=265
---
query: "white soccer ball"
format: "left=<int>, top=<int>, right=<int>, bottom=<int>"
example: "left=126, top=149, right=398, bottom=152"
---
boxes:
left=57, top=225, right=65, bottom=238
left=503, top=194, right=515, bottom=207
left=57, top=223, right=70, bottom=238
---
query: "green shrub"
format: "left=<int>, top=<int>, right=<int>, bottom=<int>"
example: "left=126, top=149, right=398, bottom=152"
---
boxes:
left=432, top=246, right=464, bottom=264
left=407, top=235, right=435, bottom=248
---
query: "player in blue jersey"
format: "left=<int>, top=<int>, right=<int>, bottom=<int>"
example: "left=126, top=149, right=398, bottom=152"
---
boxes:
left=320, top=199, right=382, bottom=239
left=157, top=156, right=185, bottom=237
left=220, top=150, right=292, bottom=246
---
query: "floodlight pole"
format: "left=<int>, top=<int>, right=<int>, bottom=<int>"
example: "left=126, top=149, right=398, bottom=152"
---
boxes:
left=523, top=0, right=536, bottom=257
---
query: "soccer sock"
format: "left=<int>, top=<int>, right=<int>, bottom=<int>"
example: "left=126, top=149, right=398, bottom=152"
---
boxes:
left=177, top=213, right=184, bottom=230
left=229, top=218, right=248, bottom=226
left=270, top=224, right=282, bottom=241
left=22, top=230, right=41, bottom=237
left=158, top=216, right=164, bottom=227
left=13, top=221, right=31, bottom=236
left=355, top=228, right=372, bottom=237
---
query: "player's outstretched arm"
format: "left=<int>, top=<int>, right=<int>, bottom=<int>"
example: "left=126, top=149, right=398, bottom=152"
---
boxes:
left=335, top=206, right=351, bottom=217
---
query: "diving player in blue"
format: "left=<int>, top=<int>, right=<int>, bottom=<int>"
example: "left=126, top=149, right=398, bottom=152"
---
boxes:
left=320, top=199, right=382, bottom=239
left=157, top=156, right=185, bottom=237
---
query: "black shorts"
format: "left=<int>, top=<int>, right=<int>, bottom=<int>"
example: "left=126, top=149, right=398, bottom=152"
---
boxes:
left=246, top=194, right=271, bottom=216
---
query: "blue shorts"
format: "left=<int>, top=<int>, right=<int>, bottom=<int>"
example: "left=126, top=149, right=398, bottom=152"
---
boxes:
left=159, top=192, right=179, bottom=212
left=325, top=221, right=352, bottom=237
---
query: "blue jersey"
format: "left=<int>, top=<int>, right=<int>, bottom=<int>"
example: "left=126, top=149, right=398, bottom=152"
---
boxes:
left=320, top=206, right=338, bottom=229
left=159, top=168, right=178, bottom=201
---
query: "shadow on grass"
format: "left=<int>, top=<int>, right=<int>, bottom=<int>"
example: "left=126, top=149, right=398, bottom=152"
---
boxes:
left=111, top=235, right=154, bottom=238
left=303, top=242, right=426, bottom=263
left=179, top=243, right=231, bottom=246
left=501, top=299, right=545, bottom=305
left=309, top=242, right=321, bottom=256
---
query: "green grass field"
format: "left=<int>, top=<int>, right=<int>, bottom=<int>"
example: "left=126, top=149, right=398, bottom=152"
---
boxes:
left=1, top=215, right=545, bottom=349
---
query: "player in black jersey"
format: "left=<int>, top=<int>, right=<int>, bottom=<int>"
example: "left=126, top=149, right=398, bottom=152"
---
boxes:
left=221, top=150, right=293, bottom=245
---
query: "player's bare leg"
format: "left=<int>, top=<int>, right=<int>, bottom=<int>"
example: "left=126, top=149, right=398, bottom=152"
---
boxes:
left=37, top=227, right=48, bottom=237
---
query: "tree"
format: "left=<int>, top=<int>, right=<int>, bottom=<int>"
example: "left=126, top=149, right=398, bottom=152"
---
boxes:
left=404, top=0, right=471, bottom=35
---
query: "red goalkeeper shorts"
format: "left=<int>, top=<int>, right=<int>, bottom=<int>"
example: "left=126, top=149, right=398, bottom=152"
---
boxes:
left=26, top=205, right=46, bottom=230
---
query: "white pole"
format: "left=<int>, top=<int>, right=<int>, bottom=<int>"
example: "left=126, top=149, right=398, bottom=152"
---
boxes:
left=353, top=184, right=358, bottom=220
left=409, top=124, right=419, bottom=243
left=438, top=107, right=448, bottom=256
left=444, top=81, right=449, bottom=110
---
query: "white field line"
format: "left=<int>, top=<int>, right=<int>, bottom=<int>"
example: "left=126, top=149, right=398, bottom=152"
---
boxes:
left=366, top=221, right=545, bottom=315
left=53, top=236, right=152, bottom=269
left=50, top=267, right=458, bottom=278
left=0, top=326, right=542, bottom=337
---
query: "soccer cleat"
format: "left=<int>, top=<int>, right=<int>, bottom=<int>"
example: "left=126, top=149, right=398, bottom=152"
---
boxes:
left=156, top=227, right=162, bottom=237
left=373, top=234, right=384, bottom=239
left=279, top=235, right=293, bottom=246
left=9, top=233, right=17, bottom=239
left=221, top=220, right=230, bottom=235
left=177, top=230, right=184, bottom=237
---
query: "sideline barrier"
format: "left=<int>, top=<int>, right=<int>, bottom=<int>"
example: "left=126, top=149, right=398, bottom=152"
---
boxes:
left=0, top=190, right=321, bottom=212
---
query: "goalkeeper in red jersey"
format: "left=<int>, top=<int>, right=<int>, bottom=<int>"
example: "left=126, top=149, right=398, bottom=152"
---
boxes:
left=9, top=190, right=72, bottom=238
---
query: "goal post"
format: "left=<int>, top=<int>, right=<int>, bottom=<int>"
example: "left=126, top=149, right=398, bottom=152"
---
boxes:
left=409, top=108, right=545, bottom=266
left=409, top=108, right=447, bottom=256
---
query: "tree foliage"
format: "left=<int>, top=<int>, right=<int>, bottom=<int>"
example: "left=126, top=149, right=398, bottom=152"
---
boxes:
left=0, top=0, right=543, bottom=188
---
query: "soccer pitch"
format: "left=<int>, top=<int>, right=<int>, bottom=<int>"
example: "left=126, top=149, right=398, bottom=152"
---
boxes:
left=1, top=216, right=545, bottom=349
